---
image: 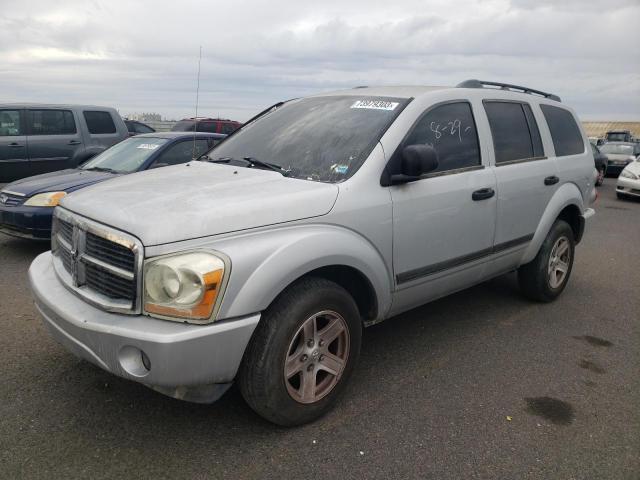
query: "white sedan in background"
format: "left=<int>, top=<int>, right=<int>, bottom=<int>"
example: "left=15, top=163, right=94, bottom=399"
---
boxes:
left=616, top=159, right=640, bottom=199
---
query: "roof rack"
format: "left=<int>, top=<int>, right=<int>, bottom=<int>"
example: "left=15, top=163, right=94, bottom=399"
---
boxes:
left=456, top=79, right=561, bottom=102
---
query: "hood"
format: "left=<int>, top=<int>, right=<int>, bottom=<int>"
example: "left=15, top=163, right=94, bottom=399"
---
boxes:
left=3, top=169, right=116, bottom=197
left=606, top=153, right=636, bottom=162
left=622, top=160, right=640, bottom=176
left=60, top=162, right=339, bottom=246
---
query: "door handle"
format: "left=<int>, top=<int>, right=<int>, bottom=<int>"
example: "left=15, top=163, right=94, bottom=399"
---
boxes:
left=544, top=175, right=559, bottom=186
left=68, top=140, right=81, bottom=145
left=8, top=142, right=24, bottom=147
left=472, top=188, right=495, bottom=201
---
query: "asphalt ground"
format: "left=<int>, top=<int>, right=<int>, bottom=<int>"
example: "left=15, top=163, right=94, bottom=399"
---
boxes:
left=0, top=179, right=638, bottom=479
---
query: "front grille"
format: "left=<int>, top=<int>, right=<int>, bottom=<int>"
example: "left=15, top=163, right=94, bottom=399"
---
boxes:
left=52, top=210, right=141, bottom=313
left=85, top=232, right=135, bottom=271
left=0, top=193, right=25, bottom=206
left=84, top=263, right=136, bottom=301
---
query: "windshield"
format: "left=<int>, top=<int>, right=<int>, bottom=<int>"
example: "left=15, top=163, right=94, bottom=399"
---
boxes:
left=600, top=144, right=634, bottom=155
left=606, top=133, right=629, bottom=142
left=207, top=95, right=408, bottom=182
left=81, top=137, right=168, bottom=173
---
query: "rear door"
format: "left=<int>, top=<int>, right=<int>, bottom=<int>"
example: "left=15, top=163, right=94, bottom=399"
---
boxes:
left=484, top=100, right=557, bottom=259
left=0, top=108, right=28, bottom=182
left=25, top=108, right=83, bottom=176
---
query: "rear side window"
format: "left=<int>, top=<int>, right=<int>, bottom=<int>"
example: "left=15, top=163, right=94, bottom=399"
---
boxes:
left=540, top=105, right=584, bottom=156
left=195, top=121, right=216, bottom=133
left=484, top=101, right=543, bottom=164
left=83, top=111, right=117, bottom=134
left=403, top=102, right=481, bottom=173
left=220, top=123, right=237, bottom=134
left=155, top=139, right=210, bottom=166
left=0, top=110, right=23, bottom=136
left=28, top=110, right=76, bottom=135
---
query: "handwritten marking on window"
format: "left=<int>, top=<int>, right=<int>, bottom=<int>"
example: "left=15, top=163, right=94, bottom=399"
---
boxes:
left=429, top=119, right=473, bottom=143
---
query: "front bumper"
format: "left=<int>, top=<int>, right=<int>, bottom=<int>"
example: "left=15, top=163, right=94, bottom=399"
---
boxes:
left=616, top=176, right=640, bottom=198
left=0, top=204, right=53, bottom=240
left=29, top=251, right=260, bottom=403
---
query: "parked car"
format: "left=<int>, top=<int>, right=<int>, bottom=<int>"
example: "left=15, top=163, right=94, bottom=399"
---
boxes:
left=172, top=117, right=242, bottom=135
left=616, top=159, right=640, bottom=199
left=599, top=142, right=640, bottom=176
left=605, top=130, right=634, bottom=143
left=29, top=80, right=596, bottom=426
left=0, top=132, right=225, bottom=240
left=591, top=143, right=608, bottom=186
left=588, top=137, right=605, bottom=147
left=124, top=119, right=156, bottom=136
left=0, top=104, right=129, bottom=182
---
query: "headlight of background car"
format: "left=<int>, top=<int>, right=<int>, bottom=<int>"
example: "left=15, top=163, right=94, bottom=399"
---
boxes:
left=24, top=191, right=67, bottom=207
left=143, top=251, right=228, bottom=323
left=620, top=170, right=637, bottom=179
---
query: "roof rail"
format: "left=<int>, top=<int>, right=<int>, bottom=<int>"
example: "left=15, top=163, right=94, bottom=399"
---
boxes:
left=456, top=79, right=561, bottom=102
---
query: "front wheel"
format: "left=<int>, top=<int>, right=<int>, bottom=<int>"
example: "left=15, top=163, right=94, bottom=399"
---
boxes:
left=518, top=220, right=575, bottom=302
left=238, top=277, right=362, bottom=426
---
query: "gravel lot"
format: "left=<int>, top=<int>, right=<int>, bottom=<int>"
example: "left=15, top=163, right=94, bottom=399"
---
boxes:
left=0, top=179, right=638, bottom=479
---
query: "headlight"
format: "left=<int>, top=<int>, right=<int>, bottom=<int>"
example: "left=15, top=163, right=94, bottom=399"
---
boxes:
left=143, top=251, right=228, bottom=323
left=620, top=170, right=637, bottom=179
left=24, top=191, right=67, bottom=207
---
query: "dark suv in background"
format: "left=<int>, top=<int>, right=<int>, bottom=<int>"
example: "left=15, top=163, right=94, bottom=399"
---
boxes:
left=0, top=104, right=128, bottom=182
left=171, top=117, right=242, bottom=135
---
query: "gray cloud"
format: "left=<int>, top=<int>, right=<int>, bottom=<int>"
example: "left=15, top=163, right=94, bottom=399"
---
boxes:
left=0, top=0, right=638, bottom=121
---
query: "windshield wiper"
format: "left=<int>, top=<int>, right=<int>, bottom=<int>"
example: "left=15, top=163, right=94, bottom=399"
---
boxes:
left=209, top=156, right=290, bottom=176
left=84, top=166, right=120, bottom=174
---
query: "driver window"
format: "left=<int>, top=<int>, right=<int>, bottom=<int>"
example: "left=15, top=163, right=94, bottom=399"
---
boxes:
left=404, top=102, right=481, bottom=173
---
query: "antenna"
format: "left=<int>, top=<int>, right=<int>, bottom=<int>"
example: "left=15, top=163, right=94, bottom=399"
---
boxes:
left=192, top=46, right=202, bottom=159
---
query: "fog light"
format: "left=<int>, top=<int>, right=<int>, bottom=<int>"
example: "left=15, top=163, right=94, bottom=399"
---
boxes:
left=119, top=346, right=151, bottom=377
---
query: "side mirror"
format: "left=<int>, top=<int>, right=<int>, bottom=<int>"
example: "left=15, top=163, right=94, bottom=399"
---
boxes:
left=149, top=162, right=169, bottom=169
left=391, top=144, right=438, bottom=184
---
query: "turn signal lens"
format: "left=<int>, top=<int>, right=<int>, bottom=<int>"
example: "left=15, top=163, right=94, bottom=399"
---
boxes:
left=143, top=252, right=228, bottom=323
left=24, top=191, right=67, bottom=207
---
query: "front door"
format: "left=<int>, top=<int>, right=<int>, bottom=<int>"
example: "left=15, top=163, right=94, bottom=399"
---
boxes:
left=0, top=109, right=28, bottom=182
left=389, top=101, right=497, bottom=314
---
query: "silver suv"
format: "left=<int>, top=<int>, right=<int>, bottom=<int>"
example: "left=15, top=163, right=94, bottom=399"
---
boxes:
left=29, top=80, right=596, bottom=426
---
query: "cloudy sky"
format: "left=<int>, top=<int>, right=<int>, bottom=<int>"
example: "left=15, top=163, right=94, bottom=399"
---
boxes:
left=1, top=0, right=639, bottom=121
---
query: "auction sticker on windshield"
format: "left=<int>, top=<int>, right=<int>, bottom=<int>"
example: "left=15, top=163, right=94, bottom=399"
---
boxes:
left=351, top=100, right=399, bottom=111
left=137, top=144, right=161, bottom=150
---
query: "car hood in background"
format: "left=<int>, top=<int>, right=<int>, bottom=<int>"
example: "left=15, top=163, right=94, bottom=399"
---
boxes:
left=3, top=169, right=117, bottom=197
left=606, top=153, right=636, bottom=162
left=622, top=160, right=640, bottom=176
left=60, top=162, right=339, bottom=246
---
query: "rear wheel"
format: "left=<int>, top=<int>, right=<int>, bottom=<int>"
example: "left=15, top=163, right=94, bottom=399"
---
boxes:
left=518, top=220, right=575, bottom=302
left=238, top=277, right=362, bottom=426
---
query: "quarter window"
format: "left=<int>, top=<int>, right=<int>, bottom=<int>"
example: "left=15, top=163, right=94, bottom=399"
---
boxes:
left=83, top=111, right=117, bottom=134
left=484, top=102, right=542, bottom=164
left=403, top=102, right=481, bottom=173
left=27, top=110, right=76, bottom=135
left=0, top=110, right=23, bottom=136
left=540, top=105, right=584, bottom=157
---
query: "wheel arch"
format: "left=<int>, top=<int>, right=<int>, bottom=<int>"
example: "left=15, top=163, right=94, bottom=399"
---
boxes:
left=521, top=183, right=585, bottom=264
left=214, top=225, right=392, bottom=324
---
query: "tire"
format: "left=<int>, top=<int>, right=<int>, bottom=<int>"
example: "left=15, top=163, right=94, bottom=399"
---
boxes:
left=595, top=168, right=605, bottom=186
left=238, top=277, right=362, bottom=426
left=518, top=220, right=575, bottom=303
